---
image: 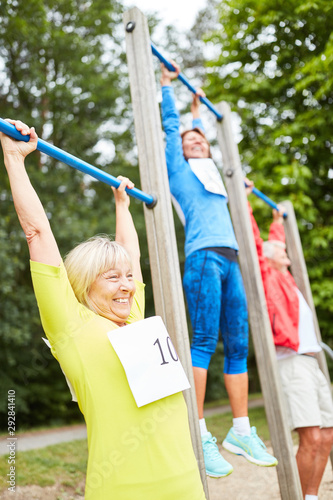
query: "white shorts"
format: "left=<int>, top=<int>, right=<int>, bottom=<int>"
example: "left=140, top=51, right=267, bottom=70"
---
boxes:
left=278, top=354, right=333, bottom=430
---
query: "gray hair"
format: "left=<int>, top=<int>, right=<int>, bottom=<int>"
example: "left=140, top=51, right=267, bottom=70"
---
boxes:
left=263, top=240, right=286, bottom=260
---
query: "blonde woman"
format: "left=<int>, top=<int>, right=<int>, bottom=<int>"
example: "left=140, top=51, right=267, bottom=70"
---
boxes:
left=1, top=120, right=206, bottom=500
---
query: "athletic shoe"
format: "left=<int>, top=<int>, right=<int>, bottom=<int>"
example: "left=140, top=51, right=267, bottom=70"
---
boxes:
left=222, top=426, right=278, bottom=467
left=202, top=432, right=234, bottom=478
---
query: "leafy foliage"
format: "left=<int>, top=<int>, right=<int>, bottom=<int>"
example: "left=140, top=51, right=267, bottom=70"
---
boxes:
left=0, top=0, right=152, bottom=429
left=1, top=0, right=331, bottom=422
left=200, top=0, right=333, bottom=342
left=167, top=0, right=333, bottom=397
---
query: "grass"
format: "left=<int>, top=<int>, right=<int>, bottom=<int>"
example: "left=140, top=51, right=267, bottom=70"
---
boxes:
left=204, top=392, right=263, bottom=409
left=0, top=439, right=87, bottom=493
left=206, top=406, right=272, bottom=443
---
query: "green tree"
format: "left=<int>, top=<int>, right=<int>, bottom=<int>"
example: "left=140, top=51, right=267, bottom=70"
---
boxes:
left=201, top=0, right=333, bottom=343
left=0, top=0, right=151, bottom=429
left=165, top=0, right=333, bottom=398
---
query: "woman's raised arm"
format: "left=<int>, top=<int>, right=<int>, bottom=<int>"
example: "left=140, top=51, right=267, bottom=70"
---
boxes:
left=112, top=176, right=142, bottom=282
left=1, top=120, right=62, bottom=266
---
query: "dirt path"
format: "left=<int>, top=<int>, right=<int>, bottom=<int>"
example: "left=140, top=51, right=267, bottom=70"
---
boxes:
left=0, top=424, right=87, bottom=456
left=208, top=443, right=333, bottom=500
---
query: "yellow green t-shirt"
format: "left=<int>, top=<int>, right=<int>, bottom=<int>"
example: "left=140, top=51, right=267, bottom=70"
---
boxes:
left=30, top=260, right=206, bottom=500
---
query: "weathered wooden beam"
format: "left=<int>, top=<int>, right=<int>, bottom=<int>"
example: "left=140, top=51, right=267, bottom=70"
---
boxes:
left=123, top=7, right=208, bottom=497
left=282, top=200, right=333, bottom=468
left=282, top=200, right=331, bottom=381
left=216, top=101, right=303, bottom=500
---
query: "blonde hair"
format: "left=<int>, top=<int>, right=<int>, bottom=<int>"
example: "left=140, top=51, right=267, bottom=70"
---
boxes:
left=263, top=240, right=286, bottom=260
left=64, top=235, right=132, bottom=311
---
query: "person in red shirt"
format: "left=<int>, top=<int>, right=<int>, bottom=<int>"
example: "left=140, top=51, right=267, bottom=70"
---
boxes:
left=246, top=181, right=333, bottom=500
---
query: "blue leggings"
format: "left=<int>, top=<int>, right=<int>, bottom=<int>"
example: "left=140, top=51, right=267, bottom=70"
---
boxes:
left=183, top=249, right=249, bottom=374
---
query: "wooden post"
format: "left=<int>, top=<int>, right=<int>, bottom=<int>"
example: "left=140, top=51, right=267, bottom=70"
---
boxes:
left=282, top=200, right=331, bottom=381
left=216, top=101, right=303, bottom=500
left=282, top=200, right=333, bottom=468
left=123, top=7, right=209, bottom=497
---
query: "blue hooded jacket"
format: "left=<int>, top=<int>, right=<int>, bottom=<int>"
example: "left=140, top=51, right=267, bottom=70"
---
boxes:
left=161, top=85, right=238, bottom=258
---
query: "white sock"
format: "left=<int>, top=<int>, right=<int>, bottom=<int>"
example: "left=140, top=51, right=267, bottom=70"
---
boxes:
left=199, top=418, right=208, bottom=436
left=233, top=416, right=251, bottom=436
left=305, top=495, right=318, bottom=500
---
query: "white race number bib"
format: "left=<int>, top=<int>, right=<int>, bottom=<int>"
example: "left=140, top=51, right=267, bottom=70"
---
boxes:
left=107, top=316, right=190, bottom=407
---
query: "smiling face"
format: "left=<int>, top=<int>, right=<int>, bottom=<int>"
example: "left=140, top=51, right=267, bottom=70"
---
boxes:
left=88, top=261, right=136, bottom=326
left=268, top=246, right=291, bottom=274
left=182, top=130, right=210, bottom=160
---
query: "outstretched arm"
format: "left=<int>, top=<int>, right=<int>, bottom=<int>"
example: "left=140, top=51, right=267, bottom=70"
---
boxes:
left=191, top=88, right=206, bottom=134
left=269, top=206, right=286, bottom=243
left=191, top=88, right=206, bottom=120
left=160, top=62, right=187, bottom=177
left=112, top=176, right=142, bottom=282
left=245, top=179, right=270, bottom=282
left=1, top=120, right=61, bottom=266
left=160, top=60, right=180, bottom=87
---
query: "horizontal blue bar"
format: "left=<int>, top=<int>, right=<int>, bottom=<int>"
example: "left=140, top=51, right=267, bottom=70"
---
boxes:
left=150, top=44, right=286, bottom=218
left=151, top=43, right=223, bottom=122
left=0, top=118, right=156, bottom=207
left=245, top=182, right=287, bottom=218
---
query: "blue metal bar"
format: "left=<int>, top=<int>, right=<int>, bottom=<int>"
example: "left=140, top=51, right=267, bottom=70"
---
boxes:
left=151, top=43, right=223, bottom=122
left=245, top=181, right=287, bottom=218
left=151, top=43, right=286, bottom=216
left=0, top=118, right=156, bottom=207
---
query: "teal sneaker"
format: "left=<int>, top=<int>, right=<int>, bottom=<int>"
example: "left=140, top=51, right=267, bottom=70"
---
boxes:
left=222, top=427, right=278, bottom=467
left=202, top=432, right=233, bottom=478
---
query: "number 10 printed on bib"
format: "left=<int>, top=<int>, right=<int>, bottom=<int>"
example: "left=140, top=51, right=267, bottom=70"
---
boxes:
left=107, top=316, right=191, bottom=407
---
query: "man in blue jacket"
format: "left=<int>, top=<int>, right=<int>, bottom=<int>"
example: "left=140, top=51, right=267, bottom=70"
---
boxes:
left=160, top=62, right=277, bottom=477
